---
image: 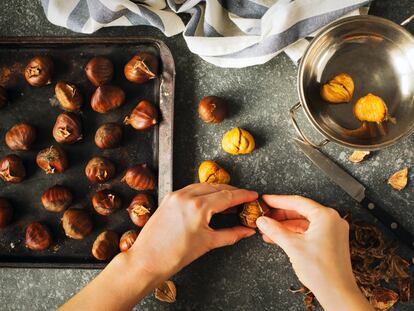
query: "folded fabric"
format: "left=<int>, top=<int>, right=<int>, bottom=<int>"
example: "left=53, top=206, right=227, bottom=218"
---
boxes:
left=40, top=0, right=370, bottom=68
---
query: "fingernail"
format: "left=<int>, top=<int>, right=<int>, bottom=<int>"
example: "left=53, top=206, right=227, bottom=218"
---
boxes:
left=256, top=216, right=268, bottom=228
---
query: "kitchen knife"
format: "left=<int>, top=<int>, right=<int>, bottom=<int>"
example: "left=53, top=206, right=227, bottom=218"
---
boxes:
left=293, top=138, right=414, bottom=250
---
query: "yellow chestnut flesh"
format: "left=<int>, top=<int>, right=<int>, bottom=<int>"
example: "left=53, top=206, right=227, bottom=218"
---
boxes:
left=222, top=127, right=255, bottom=155
left=321, top=73, right=354, bottom=104
left=198, top=160, right=230, bottom=184
left=354, top=93, right=388, bottom=123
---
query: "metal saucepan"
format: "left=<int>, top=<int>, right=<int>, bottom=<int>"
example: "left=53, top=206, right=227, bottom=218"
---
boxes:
left=291, top=15, right=414, bottom=150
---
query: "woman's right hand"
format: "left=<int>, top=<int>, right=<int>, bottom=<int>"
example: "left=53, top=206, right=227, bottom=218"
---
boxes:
left=256, top=195, right=373, bottom=311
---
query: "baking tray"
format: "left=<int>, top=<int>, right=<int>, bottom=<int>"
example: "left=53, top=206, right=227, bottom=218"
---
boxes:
left=0, top=37, right=174, bottom=268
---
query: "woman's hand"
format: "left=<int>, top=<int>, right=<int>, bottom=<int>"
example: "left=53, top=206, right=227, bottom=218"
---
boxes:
left=256, top=195, right=373, bottom=311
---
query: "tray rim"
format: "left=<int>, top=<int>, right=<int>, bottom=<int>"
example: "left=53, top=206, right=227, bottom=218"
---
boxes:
left=0, top=36, right=175, bottom=269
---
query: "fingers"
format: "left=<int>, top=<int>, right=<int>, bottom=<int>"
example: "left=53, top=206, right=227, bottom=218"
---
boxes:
left=211, top=226, right=256, bottom=248
left=270, top=209, right=306, bottom=221
left=278, top=219, right=309, bottom=233
left=180, top=183, right=237, bottom=196
left=256, top=216, right=301, bottom=251
left=262, top=234, right=275, bottom=244
left=202, top=189, right=258, bottom=214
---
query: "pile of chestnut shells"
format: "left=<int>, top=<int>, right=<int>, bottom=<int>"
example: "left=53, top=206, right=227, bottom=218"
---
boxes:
left=0, top=52, right=160, bottom=260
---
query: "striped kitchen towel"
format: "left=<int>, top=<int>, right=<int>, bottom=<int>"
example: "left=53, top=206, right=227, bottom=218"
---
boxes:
left=41, top=0, right=370, bottom=68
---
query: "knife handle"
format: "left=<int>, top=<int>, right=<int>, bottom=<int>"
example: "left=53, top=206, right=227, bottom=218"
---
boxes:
left=360, top=197, right=414, bottom=249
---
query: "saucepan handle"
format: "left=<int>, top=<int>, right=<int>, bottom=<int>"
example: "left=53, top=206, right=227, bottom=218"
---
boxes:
left=289, top=102, right=330, bottom=148
left=401, top=14, right=414, bottom=27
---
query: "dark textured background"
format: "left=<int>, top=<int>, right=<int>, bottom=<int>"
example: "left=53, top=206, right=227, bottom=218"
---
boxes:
left=0, top=1, right=413, bottom=310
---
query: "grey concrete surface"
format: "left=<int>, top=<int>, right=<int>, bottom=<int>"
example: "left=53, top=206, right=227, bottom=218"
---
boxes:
left=0, top=0, right=413, bottom=310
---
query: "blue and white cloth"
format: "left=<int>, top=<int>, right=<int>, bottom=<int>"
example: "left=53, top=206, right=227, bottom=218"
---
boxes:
left=41, top=0, right=369, bottom=68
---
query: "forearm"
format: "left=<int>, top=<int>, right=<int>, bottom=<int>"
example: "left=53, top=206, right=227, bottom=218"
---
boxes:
left=59, top=252, right=164, bottom=311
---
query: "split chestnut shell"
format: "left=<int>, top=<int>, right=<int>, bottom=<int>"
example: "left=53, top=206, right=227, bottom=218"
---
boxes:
left=52, top=112, right=82, bottom=144
left=85, top=157, right=116, bottom=183
left=36, top=145, right=68, bottom=174
left=0, top=154, right=26, bottom=183
left=124, top=100, right=158, bottom=131
left=127, top=194, right=153, bottom=227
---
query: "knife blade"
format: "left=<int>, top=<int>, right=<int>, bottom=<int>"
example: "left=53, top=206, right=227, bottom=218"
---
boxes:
left=293, top=138, right=414, bottom=249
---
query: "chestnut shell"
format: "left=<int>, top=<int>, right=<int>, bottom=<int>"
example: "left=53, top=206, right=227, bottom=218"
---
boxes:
left=124, top=100, right=158, bottom=131
left=85, top=157, right=116, bottom=183
left=124, top=52, right=158, bottom=84
left=198, top=96, right=227, bottom=123
left=41, top=185, right=73, bottom=212
left=5, top=123, right=36, bottom=151
left=55, top=81, right=83, bottom=111
left=119, top=230, right=138, bottom=252
left=62, top=209, right=93, bottom=240
left=25, top=222, right=51, bottom=251
left=0, top=154, right=26, bottom=183
left=92, top=230, right=119, bottom=261
left=94, top=123, right=122, bottom=149
left=0, top=86, right=8, bottom=108
left=85, top=57, right=114, bottom=86
left=127, top=194, right=153, bottom=227
left=92, top=189, right=122, bottom=216
left=0, top=198, right=13, bottom=228
left=24, top=55, right=53, bottom=87
left=36, top=145, right=68, bottom=174
left=52, top=112, right=82, bottom=144
left=121, top=163, right=156, bottom=191
left=91, top=85, right=125, bottom=113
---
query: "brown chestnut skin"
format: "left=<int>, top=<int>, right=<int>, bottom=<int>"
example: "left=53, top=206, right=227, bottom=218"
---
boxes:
left=94, top=123, right=122, bottom=149
left=92, top=230, right=119, bottom=261
left=85, top=157, right=116, bottom=183
left=52, top=112, right=82, bottom=144
left=25, top=222, right=51, bottom=251
left=91, top=85, right=125, bottom=113
left=124, top=100, right=158, bottom=131
left=24, top=55, right=53, bottom=87
left=0, top=154, right=26, bottom=183
left=62, top=209, right=93, bottom=240
left=0, top=198, right=13, bottom=228
left=119, top=230, right=138, bottom=252
left=127, top=194, right=153, bottom=227
left=5, top=123, right=36, bottom=151
left=55, top=81, right=83, bottom=111
left=85, top=57, right=114, bottom=86
left=36, top=145, right=68, bottom=174
left=41, top=185, right=73, bottom=212
left=121, top=163, right=156, bottom=191
left=92, top=189, right=122, bottom=216
left=198, top=96, right=227, bottom=123
left=0, top=86, right=8, bottom=108
left=124, top=52, right=158, bottom=84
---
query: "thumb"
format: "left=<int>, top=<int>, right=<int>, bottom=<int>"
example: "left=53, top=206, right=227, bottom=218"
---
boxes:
left=256, top=216, right=300, bottom=252
left=211, top=226, right=256, bottom=248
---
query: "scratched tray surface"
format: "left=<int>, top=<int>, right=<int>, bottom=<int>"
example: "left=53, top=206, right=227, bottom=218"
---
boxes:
left=0, top=40, right=173, bottom=268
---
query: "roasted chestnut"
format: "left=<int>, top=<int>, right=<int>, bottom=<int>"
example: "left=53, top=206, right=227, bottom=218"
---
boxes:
left=24, top=55, right=53, bottom=87
left=85, top=57, right=114, bottom=86
left=0, top=198, right=13, bottom=228
left=91, top=85, right=125, bottom=113
left=124, top=100, right=158, bottom=131
left=92, top=189, right=122, bottom=216
left=119, top=230, right=138, bottom=252
left=127, top=194, right=153, bottom=227
left=25, top=222, right=51, bottom=251
left=239, top=199, right=270, bottom=228
left=121, top=164, right=156, bottom=191
left=55, top=81, right=83, bottom=111
left=36, top=145, right=68, bottom=174
left=0, top=86, right=8, bottom=108
left=62, top=209, right=93, bottom=240
left=92, top=230, right=119, bottom=261
left=124, top=52, right=158, bottom=84
left=198, top=96, right=227, bottom=123
left=5, top=123, right=36, bottom=151
left=41, top=185, right=73, bottom=212
left=0, top=154, right=26, bottom=183
left=52, top=112, right=82, bottom=144
left=85, top=157, right=116, bottom=183
left=94, top=123, right=122, bottom=149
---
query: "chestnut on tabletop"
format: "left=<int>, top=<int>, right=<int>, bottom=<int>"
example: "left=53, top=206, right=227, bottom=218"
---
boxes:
left=92, top=189, right=122, bottom=216
left=92, top=230, right=119, bottom=261
left=124, top=52, right=158, bottom=84
left=62, top=209, right=93, bottom=240
left=55, top=81, right=83, bottom=111
left=121, top=163, right=156, bottom=191
left=0, top=86, right=8, bottom=108
left=5, top=123, right=36, bottom=151
left=24, top=55, right=53, bottom=87
left=94, top=123, right=123, bottom=149
left=124, top=100, right=158, bottom=131
left=41, top=185, right=73, bottom=212
left=198, top=96, right=227, bottom=124
left=91, top=85, right=125, bottom=113
left=0, top=154, right=26, bottom=183
left=222, top=127, right=255, bottom=155
left=36, top=145, right=68, bottom=174
left=85, top=157, right=116, bottom=183
left=85, top=57, right=114, bottom=86
left=127, top=194, right=153, bottom=227
left=119, top=230, right=138, bottom=252
left=25, top=222, right=51, bottom=251
left=52, top=112, right=82, bottom=144
left=0, top=198, right=13, bottom=228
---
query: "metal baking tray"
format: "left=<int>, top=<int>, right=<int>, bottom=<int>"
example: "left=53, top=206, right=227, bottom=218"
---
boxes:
left=0, top=37, right=174, bottom=268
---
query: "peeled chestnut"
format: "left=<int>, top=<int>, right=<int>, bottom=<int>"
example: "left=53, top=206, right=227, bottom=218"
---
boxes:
left=62, top=209, right=93, bottom=240
left=52, top=112, right=82, bottom=144
left=41, top=185, right=73, bottom=212
left=0, top=86, right=8, bottom=108
left=92, top=189, right=122, bottom=216
left=55, top=81, right=83, bottom=111
left=85, top=157, right=116, bottom=183
left=95, top=123, right=122, bottom=149
left=85, top=57, right=114, bottom=86
left=239, top=199, right=270, bottom=228
left=0, top=198, right=13, bottom=228
left=198, top=96, right=227, bottom=123
left=127, top=194, right=153, bottom=227
left=119, top=230, right=138, bottom=252
left=24, top=55, right=53, bottom=87
left=5, top=123, right=36, bottom=151
left=91, top=85, right=125, bottom=113
left=124, top=52, right=158, bottom=84
left=0, top=154, right=26, bottom=183
left=92, top=230, right=119, bottom=261
left=121, top=164, right=156, bottom=190
left=36, top=146, right=68, bottom=174
left=25, top=222, right=51, bottom=251
left=124, top=100, right=158, bottom=131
